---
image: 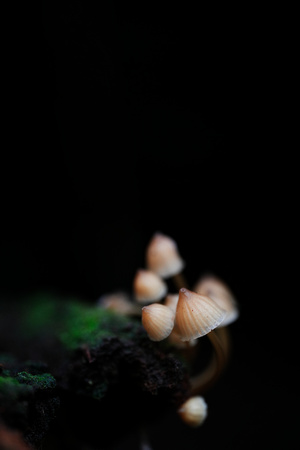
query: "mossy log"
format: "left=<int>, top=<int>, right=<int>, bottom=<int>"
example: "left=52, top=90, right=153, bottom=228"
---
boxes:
left=0, top=294, right=190, bottom=448
left=0, top=355, right=59, bottom=449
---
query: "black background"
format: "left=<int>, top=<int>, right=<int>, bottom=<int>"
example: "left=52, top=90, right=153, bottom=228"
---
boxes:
left=1, top=1, right=297, bottom=449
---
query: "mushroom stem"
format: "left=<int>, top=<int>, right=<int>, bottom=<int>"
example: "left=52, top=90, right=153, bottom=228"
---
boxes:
left=172, top=272, right=189, bottom=290
left=190, top=329, right=227, bottom=395
left=215, top=326, right=231, bottom=360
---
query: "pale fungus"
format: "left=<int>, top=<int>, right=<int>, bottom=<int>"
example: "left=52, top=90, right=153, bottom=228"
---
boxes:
left=194, top=274, right=239, bottom=326
left=178, top=396, right=208, bottom=427
left=165, top=293, right=197, bottom=348
left=145, top=232, right=185, bottom=279
left=175, top=288, right=226, bottom=341
left=133, top=269, right=167, bottom=304
left=136, top=233, right=239, bottom=412
left=164, top=293, right=179, bottom=313
left=97, top=291, right=141, bottom=316
left=142, top=303, right=175, bottom=341
left=168, top=327, right=198, bottom=348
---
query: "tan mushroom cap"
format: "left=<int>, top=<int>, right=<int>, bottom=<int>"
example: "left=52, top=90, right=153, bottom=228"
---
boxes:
left=142, top=303, right=175, bottom=341
left=194, top=275, right=239, bottom=326
left=97, top=291, right=141, bottom=315
left=175, top=288, right=226, bottom=341
left=164, top=293, right=179, bottom=313
left=168, top=326, right=198, bottom=348
left=145, top=232, right=185, bottom=278
left=178, top=396, right=208, bottom=427
left=133, top=269, right=167, bottom=304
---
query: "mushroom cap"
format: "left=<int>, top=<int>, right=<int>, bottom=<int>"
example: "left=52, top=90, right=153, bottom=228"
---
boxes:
left=145, top=232, right=185, bottom=278
left=194, top=275, right=239, bottom=326
left=142, top=303, right=175, bottom=341
left=133, top=269, right=167, bottom=304
left=164, top=293, right=179, bottom=313
left=97, top=292, right=141, bottom=315
left=168, top=326, right=198, bottom=348
left=178, top=396, right=208, bottom=427
left=175, top=288, right=226, bottom=341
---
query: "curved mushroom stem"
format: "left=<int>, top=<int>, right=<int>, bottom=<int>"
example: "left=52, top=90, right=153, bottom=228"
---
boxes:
left=190, top=328, right=229, bottom=395
left=172, top=272, right=189, bottom=290
left=215, top=326, right=231, bottom=360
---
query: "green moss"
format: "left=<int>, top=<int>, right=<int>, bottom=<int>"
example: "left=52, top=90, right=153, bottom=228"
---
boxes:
left=0, top=375, right=33, bottom=404
left=21, top=293, right=140, bottom=350
left=0, top=375, right=21, bottom=390
left=0, top=367, right=59, bottom=447
left=58, top=302, right=133, bottom=349
left=16, top=372, right=56, bottom=390
left=0, top=372, right=56, bottom=398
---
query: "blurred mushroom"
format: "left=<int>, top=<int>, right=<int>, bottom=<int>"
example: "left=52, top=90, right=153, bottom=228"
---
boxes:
left=164, top=293, right=179, bottom=313
left=194, top=274, right=239, bottom=326
left=97, top=291, right=141, bottom=316
left=175, top=288, right=226, bottom=341
left=133, top=269, right=167, bottom=304
left=142, top=303, right=175, bottom=341
left=178, top=396, right=208, bottom=427
left=145, top=232, right=185, bottom=279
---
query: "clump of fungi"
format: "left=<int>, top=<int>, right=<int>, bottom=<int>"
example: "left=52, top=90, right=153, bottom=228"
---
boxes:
left=102, top=232, right=239, bottom=428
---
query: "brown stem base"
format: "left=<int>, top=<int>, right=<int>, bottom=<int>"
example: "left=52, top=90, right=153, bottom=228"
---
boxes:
left=190, top=327, right=230, bottom=395
left=172, top=272, right=189, bottom=290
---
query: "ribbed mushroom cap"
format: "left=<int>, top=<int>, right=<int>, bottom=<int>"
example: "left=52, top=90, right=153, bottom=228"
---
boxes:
left=178, top=396, right=208, bottom=427
left=145, top=232, right=185, bottom=278
left=194, top=275, right=239, bottom=326
left=175, top=288, right=226, bottom=341
left=98, top=292, right=141, bottom=316
left=164, top=293, right=179, bottom=313
left=142, top=303, right=175, bottom=341
left=133, top=269, right=167, bottom=304
left=168, top=326, right=198, bottom=348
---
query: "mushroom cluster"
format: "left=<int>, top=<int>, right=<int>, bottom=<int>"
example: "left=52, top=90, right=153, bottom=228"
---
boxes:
left=99, top=232, right=239, bottom=428
left=136, top=232, right=238, bottom=427
left=133, top=233, right=238, bottom=343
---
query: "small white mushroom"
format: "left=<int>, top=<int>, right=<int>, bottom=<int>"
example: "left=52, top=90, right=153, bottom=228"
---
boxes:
left=194, top=274, right=239, bottom=326
left=142, top=303, right=175, bottom=341
left=164, top=293, right=179, bottom=313
left=133, top=269, right=167, bottom=304
left=168, top=326, right=198, bottom=348
left=145, top=232, right=185, bottom=278
left=175, top=288, right=226, bottom=341
left=178, top=396, right=208, bottom=427
left=97, top=292, right=141, bottom=315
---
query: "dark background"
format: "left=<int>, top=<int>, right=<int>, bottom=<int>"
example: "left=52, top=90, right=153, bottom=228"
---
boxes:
left=1, top=1, right=297, bottom=449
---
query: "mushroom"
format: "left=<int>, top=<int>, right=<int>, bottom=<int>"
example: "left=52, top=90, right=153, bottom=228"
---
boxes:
left=164, top=293, right=198, bottom=349
left=164, top=293, right=179, bottom=313
left=168, top=327, right=198, bottom=349
left=97, top=291, right=141, bottom=316
left=178, top=396, right=208, bottom=427
left=145, top=232, right=185, bottom=279
left=142, top=303, right=175, bottom=341
left=175, top=288, right=226, bottom=341
left=194, top=274, right=239, bottom=326
left=133, top=269, right=167, bottom=304
left=174, top=288, right=227, bottom=392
